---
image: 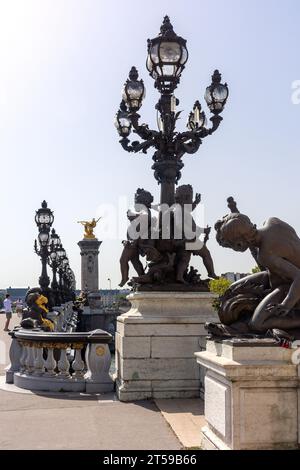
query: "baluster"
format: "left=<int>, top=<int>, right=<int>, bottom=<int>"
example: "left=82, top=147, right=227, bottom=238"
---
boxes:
left=19, top=341, right=27, bottom=373
left=44, top=344, right=57, bottom=377
left=33, top=343, right=45, bottom=376
left=72, top=344, right=85, bottom=379
left=85, top=340, right=114, bottom=392
left=26, top=343, right=35, bottom=375
left=24, top=343, right=31, bottom=374
left=57, top=345, right=70, bottom=377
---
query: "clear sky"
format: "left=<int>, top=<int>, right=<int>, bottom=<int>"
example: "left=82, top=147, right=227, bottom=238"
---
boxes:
left=0, top=0, right=299, bottom=289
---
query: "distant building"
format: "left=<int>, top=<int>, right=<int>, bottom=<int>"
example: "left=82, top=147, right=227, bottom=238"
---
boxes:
left=6, top=287, right=30, bottom=302
left=2, top=287, right=131, bottom=307
left=75, top=288, right=131, bottom=307
left=99, top=289, right=130, bottom=307
left=221, top=273, right=248, bottom=283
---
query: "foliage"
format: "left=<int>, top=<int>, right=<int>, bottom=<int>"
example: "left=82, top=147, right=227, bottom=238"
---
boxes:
left=116, top=294, right=127, bottom=300
left=0, top=295, right=3, bottom=309
left=209, top=277, right=232, bottom=296
left=209, top=277, right=232, bottom=312
left=251, top=266, right=261, bottom=273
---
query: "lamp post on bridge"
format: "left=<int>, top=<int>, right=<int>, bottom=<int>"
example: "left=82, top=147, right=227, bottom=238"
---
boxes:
left=34, top=200, right=55, bottom=310
left=115, top=15, right=228, bottom=207
left=48, top=229, right=62, bottom=307
left=113, top=15, right=230, bottom=402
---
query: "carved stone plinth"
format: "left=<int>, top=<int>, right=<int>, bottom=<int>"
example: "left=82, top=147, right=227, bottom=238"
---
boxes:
left=115, top=291, right=218, bottom=401
left=196, top=339, right=300, bottom=450
left=78, top=239, right=102, bottom=292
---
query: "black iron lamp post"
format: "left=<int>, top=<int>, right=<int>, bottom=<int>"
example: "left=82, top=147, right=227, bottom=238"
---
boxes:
left=115, top=16, right=228, bottom=206
left=34, top=201, right=54, bottom=309
left=56, top=244, right=67, bottom=303
left=48, top=229, right=62, bottom=307
left=68, top=267, right=76, bottom=294
left=62, top=257, right=71, bottom=301
left=65, top=266, right=76, bottom=301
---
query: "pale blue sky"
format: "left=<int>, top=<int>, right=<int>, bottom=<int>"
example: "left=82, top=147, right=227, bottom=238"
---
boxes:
left=0, top=0, right=299, bottom=289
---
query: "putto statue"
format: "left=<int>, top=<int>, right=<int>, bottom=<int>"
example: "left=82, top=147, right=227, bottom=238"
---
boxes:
left=77, top=217, right=101, bottom=239
left=119, top=186, right=217, bottom=291
left=21, top=288, right=54, bottom=331
left=206, top=198, right=300, bottom=341
left=119, top=188, right=156, bottom=287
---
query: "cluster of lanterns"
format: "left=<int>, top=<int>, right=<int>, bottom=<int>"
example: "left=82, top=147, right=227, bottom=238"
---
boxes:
left=34, top=201, right=76, bottom=309
left=115, top=16, right=228, bottom=140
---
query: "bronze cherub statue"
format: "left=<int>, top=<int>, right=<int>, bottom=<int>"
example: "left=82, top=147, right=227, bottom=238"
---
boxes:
left=119, top=185, right=217, bottom=290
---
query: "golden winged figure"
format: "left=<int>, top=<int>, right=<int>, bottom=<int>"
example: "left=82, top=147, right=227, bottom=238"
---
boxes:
left=77, top=217, right=102, bottom=239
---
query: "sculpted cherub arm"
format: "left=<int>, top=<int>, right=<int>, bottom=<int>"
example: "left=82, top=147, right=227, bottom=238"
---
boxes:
left=263, top=254, right=300, bottom=310
left=192, top=193, right=201, bottom=211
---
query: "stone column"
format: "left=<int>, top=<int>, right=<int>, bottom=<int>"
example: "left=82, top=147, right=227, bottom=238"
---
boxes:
left=78, top=239, right=102, bottom=292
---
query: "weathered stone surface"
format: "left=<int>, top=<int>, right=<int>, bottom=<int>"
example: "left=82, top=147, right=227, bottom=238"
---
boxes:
left=116, top=379, right=201, bottom=401
left=14, top=374, right=86, bottom=393
left=151, top=337, right=202, bottom=358
left=151, top=379, right=199, bottom=390
left=116, top=292, right=217, bottom=400
left=78, top=239, right=102, bottom=292
left=120, top=358, right=199, bottom=381
left=205, top=374, right=231, bottom=442
left=196, top=339, right=300, bottom=450
left=116, top=333, right=151, bottom=359
left=117, top=321, right=208, bottom=337
left=122, top=291, right=216, bottom=317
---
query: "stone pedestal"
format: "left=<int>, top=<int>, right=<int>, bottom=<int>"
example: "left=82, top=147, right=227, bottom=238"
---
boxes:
left=115, top=291, right=218, bottom=401
left=78, top=239, right=102, bottom=292
left=196, top=339, right=300, bottom=450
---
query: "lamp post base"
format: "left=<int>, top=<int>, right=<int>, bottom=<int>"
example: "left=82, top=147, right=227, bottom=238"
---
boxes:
left=115, top=291, right=217, bottom=401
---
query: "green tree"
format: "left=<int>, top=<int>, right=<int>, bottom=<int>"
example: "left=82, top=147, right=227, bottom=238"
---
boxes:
left=209, top=277, right=232, bottom=296
left=209, top=277, right=232, bottom=312
left=251, top=266, right=261, bottom=274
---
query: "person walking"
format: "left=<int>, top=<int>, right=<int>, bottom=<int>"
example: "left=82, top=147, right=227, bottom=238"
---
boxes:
left=3, top=294, right=12, bottom=332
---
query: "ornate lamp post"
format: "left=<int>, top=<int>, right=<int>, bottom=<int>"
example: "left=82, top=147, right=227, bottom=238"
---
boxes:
left=34, top=201, right=54, bottom=309
left=114, top=17, right=230, bottom=402
left=65, top=266, right=76, bottom=301
left=56, top=244, right=67, bottom=303
left=48, top=229, right=62, bottom=307
left=62, top=257, right=71, bottom=301
left=115, top=16, right=228, bottom=206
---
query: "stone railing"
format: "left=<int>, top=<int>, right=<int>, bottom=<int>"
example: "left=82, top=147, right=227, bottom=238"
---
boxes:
left=6, top=329, right=114, bottom=394
left=61, top=302, right=79, bottom=332
left=47, top=302, right=79, bottom=332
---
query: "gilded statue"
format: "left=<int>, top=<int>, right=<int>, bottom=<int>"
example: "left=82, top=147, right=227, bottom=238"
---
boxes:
left=77, top=217, right=101, bottom=239
left=21, top=288, right=54, bottom=331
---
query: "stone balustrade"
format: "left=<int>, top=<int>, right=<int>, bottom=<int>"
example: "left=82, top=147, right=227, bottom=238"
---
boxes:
left=6, top=328, right=114, bottom=393
left=62, top=302, right=79, bottom=332
left=47, top=302, right=77, bottom=331
left=46, top=302, right=79, bottom=332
